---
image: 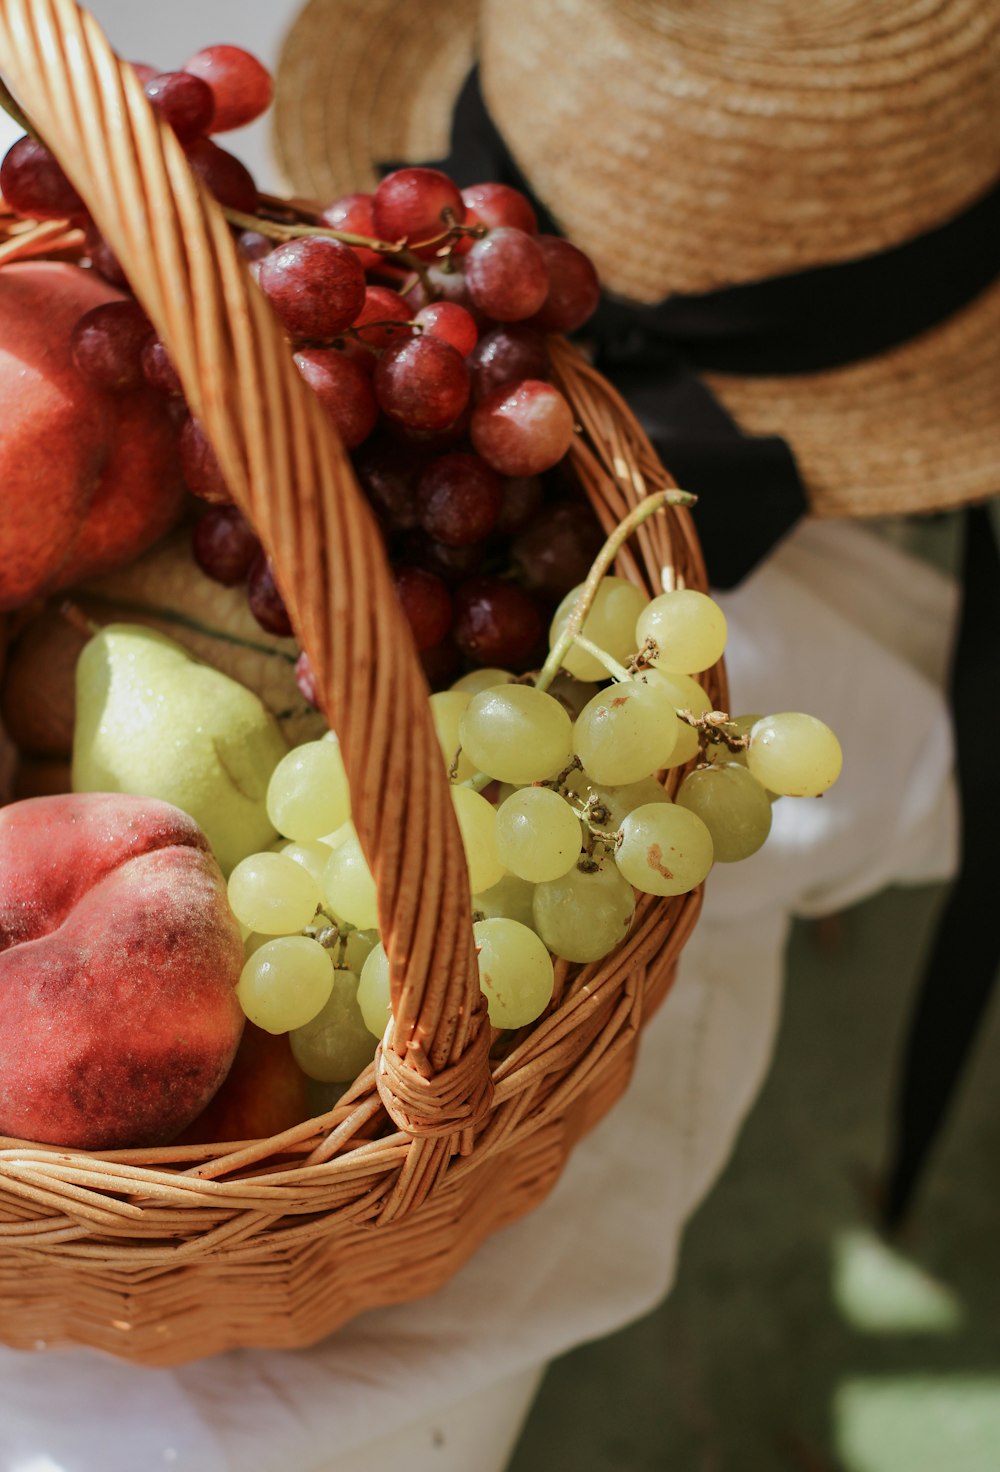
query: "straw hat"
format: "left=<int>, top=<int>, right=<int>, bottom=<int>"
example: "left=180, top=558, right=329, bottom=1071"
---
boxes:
left=273, top=0, right=1000, bottom=518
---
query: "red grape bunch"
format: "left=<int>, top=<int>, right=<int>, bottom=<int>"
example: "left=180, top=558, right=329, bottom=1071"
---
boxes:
left=0, top=41, right=608, bottom=685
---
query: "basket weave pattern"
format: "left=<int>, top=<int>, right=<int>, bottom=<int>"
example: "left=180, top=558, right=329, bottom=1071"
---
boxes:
left=0, top=0, right=724, bottom=1366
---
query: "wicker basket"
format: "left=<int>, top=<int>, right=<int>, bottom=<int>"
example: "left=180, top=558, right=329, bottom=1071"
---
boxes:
left=0, top=0, right=725, bottom=1367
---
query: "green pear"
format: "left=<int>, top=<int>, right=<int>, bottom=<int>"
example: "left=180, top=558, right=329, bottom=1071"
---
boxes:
left=72, top=623, right=288, bottom=875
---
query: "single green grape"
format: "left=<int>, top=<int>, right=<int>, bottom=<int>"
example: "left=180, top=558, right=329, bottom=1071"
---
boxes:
left=474, top=918, right=555, bottom=1028
left=323, top=831, right=379, bottom=929
left=451, top=785, right=505, bottom=893
left=236, top=934, right=334, bottom=1033
left=473, top=873, right=537, bottom=930
left=636, top=589, right=727, bottom=674
left=451, top=667, right=515, bottom=695
left=615, top=803, right=714, bottom=895
left=319, top=820, right=354, bottom=849
left=533, top=861, right=636, bottom=963
left=676, top=763, right=772, bottom=862
left=227, top=851, right=322, bottom=935
left=546, top=672, right=603, bottom=720
left=429, top=690, right=478, bottom=782
left=460, top=685, right=573, bottom=785
left=344, top=927, right=380, bottom=975
left=549, top=576, right=650, bottom=681
left=573, top=676, right=679, bottom=785
left=275, top=838, right=334, bottom=889
left=358, top=943, right=392, bottom=1039
left=289, top=968, right=376, bottom=1082
left=747, top=712, right=843, bottom=796
left=495, top=787, right=583, bottom=883
left=266, top=737, right=351, bottom=841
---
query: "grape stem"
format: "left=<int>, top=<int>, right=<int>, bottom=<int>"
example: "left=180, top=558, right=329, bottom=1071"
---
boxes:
left=676, top=708, right=748, bottom=753
left=534, top=489, right=696, bottom=693
left=222, top=206, right=436, bottom=298
left=570, top=633, right=632, bottom=683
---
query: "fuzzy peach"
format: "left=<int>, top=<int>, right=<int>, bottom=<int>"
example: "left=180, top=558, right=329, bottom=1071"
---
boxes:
left=0, top=792, right=244, bottom=1149
left=0, top=261, right=186, bottom=613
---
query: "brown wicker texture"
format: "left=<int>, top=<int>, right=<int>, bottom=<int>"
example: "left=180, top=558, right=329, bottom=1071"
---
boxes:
left=0, top=0, right=724, bottom=1367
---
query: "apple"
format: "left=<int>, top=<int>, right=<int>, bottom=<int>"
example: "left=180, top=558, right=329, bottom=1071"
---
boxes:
left=0, top=792, right=245, bottom=1149
left=175, top=1022, right=310, bottom=1145
left=0, top=261, right=187, bottom=613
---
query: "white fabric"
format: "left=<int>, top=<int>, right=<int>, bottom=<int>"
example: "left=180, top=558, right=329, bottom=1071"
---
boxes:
left=0, top=3, right=960, bottom=1465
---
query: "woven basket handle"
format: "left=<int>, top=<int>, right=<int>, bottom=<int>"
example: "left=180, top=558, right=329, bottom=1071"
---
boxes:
left=0, top=0, right=492, bottom=1136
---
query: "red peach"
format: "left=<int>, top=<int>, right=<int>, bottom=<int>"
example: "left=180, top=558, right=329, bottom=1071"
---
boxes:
left=0, top=792, right=244, bottom=1149
left=0, top=262, right=187, bottom=613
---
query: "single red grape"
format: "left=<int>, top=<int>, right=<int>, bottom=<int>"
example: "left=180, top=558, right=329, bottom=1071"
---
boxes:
left=495, top=474, right=544, bottom=536
left=404, top=262, right=479, bottom=314
left=470, top=379, right=574, bottom=476
left=453, top=577, right=544, bottom=667
left=403, top=529, right=486, bottom=585
left=85, top=228, right=129, bottom=287
left=375, top=335, right=470, bottom=431
left=179, top=415, right=232, bottom=503
left=237, top=229, right=273, bottom=262
left=393, top=565, right=453, bottom=650
left=321, top=192, right=382, bottom=271
left=294, top=346, right=379, bottom=449
left=468, top=324, right=549, bottom=401
left=414, top=301, right=478, bottom=356
left=144, top=71, right=215, bottom=142
left=372, top=168, right=465, bottom=258
left=461, top=182, right=538, bottom=236
left=337, top=333, right=379, bottom=375
left=531, top=236, right=601, bottom=334
left=416, top=452, right=502, bottom=547
left=258, top=236, right=366, bottom=340
left=0, top=136, right=86, bottom=220
left=386, top=405, right=472, bottom=453
left=183, top=45, right=274, bottom=133
left=141, top=338, right=184, bottom=397
left=350, top=285, right=411, bottom=349
left=420, top=637, right=462, bottom=690
left=352, top=436, right=421, bottom=533
left=247, top=552, right=294, bottom=636
left=192, top=505, right=261, bottom=585
left=184, top=137, right=258, bottom=213
left=511, top=500, right=605, bottom=599
left=70, top=300, right=153, bottom=393
left=465, top=227, right=549, bottom=321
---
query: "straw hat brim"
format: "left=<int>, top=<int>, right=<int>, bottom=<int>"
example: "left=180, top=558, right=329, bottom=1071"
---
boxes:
left=273, top=0, right=1000, bottom=521
left=706, top=271, right=1000, bottom=519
